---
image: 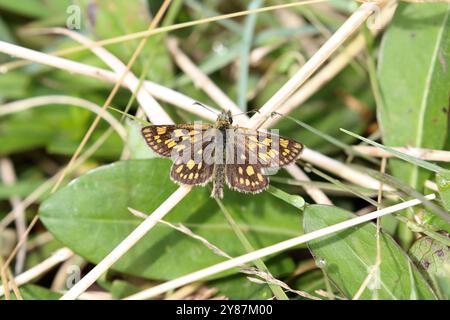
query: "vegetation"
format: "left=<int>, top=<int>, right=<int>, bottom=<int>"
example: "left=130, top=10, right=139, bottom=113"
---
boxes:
left=0, top=0, right=449, bottom=300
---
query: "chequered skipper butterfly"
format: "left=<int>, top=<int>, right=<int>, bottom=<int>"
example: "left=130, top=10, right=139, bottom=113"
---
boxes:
left=141, top=110, right=303, bottom=198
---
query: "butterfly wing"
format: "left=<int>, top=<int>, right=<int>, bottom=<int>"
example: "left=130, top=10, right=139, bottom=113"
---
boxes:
left=142, top=124, right=216, bottom=186
left=170, top=159, right=214, bottom=186
left=141, top=124, right=212, bottom=158
left=232, top=128, right=303, bottom=167
left=225, top=163, right=268, bottom=194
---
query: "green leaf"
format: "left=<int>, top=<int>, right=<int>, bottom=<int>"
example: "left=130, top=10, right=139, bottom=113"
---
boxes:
left=0, top=0, right=69, bottom=18
left=266, top=186, right=305, bottom=210
left=378, top=3, right=450, bottom=190
left=7, top=284, right=61, bottom=300
left=436, top=172, right=450, bottom=211
left=110, top=280, right=140, bottom=299
left=303, top=205, right=437, bottom=299
left=410, top=236, right=450, bottom=299
left=39, top=159, right=302, bottom=280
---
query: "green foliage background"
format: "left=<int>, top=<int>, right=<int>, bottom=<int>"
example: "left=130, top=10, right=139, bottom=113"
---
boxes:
left=0, top=0, right=449, bottom=300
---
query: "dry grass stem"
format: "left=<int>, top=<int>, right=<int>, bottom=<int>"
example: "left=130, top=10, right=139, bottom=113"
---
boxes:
left=40, top=27, right=171, bottom=123
left=353, top=146, right=450, bottom=162
left=0, top=0, right=328, bottom=73
left=0, top=248, right=74, bottom=297
left=124, top=194, right=436, bottom=300
left=60, top=186, right=192, bottom=300
left=0, top=158, right=27, bottom=274
left=0, top=95, right=127, bottom=140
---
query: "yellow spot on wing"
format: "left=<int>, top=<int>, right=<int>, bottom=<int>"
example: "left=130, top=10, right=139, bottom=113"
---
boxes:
left=245, top=179, right=250, bottom=186
left=157, top=127, right=167, bottom=135
left=257, top=173, right=264, bottom=182
left=188, top=173, right=194, bottom=179
left=239, top=178, right=244, bottom=184
left=186, top=160, right=196, bottom=170
left=238, top=167, right=243, bottom=175
left=280, top=138, right=289, bottom=148
left=246, top=166, right=255, bottom=176
left=267, top=149, right=278, bottom=158
left=176, top=165, right=183, bottom=173
left=167, top=141, right=177, bottom=148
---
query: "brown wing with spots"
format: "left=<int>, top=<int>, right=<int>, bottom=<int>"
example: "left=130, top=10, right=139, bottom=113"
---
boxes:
left=141, top=124, right=212, bottom=158
left=170, top=160, right=214, bottom=186
left=231, top=128, right=303, bottom=168
left=225, top=163, right=268, bottom=194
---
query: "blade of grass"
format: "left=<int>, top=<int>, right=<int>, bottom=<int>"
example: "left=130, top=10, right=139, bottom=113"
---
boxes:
left=216, top=199, right=289, bottom=300
left=237, top=0, right=263, bottom=110
left=272, top=112, right=379, bottom=165
left=340, top=128, right=445, bottom=174
left=266, top=186, right=306, bottom=210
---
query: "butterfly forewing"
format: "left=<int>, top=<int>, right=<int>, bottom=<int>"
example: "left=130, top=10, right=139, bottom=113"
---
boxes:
left=142, top=124, right=217, bottom=187
left=233, top=128, right=303, bottom=168
left=141, top=124, right=212, bottom=158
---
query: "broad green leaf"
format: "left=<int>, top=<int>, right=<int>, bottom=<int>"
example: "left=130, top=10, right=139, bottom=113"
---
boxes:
left=7, top=284, right=61, bottom=300
left=0, top=0, right=69, bottom=18
left=410, top=236, right=450, bottom=299
left=378, top=4, right=450, bottom=190
left=39, top=159, right=302, bottom=280
left=110, top=280, right=140, bottom=299
left=303, top=205, right=437, bottom=299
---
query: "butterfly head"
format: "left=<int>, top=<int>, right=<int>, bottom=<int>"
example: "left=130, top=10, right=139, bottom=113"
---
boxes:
left=216, top=110, right=233, bottom=128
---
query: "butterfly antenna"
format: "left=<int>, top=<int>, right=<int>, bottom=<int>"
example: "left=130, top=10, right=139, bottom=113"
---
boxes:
left=193, top=101, right=220, bottom=116
left=232, top=110, right=261, bottom=117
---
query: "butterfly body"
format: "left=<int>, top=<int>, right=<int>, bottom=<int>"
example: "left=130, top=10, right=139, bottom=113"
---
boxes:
left=141, top=111, right=303, bottom=198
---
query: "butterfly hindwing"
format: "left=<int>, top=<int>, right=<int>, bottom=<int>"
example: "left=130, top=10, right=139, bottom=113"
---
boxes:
left=171, top=159, right=214, bottom=186
left=225, top=163, right=268, bottom=194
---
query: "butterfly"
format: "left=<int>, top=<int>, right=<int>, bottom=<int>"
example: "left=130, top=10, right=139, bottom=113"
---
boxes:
left=141, top=110, right=303, bottom=198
